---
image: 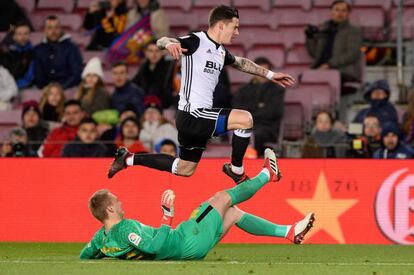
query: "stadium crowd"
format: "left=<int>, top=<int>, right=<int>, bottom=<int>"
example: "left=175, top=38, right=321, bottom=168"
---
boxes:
left=0, top=0, right=413, bottom=159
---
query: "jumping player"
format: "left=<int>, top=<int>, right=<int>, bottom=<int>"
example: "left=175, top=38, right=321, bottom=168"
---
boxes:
left=108, top=5, right=295, bottom=183
left=83, top=149, right=315, bottom=260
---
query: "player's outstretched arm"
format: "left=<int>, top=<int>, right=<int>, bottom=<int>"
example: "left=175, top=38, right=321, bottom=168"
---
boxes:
left=157, top=37, right=188, bottom=60
left=232, top=56, right=295, bottom=88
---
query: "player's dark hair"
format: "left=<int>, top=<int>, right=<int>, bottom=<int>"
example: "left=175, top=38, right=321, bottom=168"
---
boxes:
left=254, top=57, right=273, bottom=70
left=89, top=189, right=113, bottom=222
left=111, top=61, right=128, bottom=71
left=330, top=0, right=351, bottom=12
left=208, top=5, right=239, bottom=27
left=79, top=117, right=97, bottom=127
left=64, top=99, right=82, bottom=110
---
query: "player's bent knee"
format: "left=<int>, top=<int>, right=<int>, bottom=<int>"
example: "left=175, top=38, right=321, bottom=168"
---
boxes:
left=213, top=191, right=232, bottom=205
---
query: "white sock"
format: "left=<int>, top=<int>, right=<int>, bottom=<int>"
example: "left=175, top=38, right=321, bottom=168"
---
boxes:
left=285, top=225, right=292, bottom=237
left=231, top=165, right=244, bottom=175
left=126, top=155, right=134, bottom=166
left=260, top=168, right=270, bottom=179
left=171, top=158, right=179, bottom=174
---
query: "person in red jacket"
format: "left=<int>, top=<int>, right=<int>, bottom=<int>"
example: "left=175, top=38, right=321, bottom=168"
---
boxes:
left=114, top=117, right=147, bottom=154
left=40, top=100, right=85, bottom=157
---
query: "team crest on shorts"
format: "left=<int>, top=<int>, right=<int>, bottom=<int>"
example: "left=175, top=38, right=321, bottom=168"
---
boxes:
left=128, top=233, right=142, bottom=246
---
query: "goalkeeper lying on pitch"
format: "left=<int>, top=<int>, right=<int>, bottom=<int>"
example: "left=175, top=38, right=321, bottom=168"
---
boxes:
left=80, top=149, right=315, bottom=260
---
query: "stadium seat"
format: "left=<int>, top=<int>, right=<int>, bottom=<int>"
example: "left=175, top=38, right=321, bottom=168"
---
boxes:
left=16, top=0, right=35, bottom=13
left=37, top=0, right=74, bottom=13
left=286, top=44, right=313, bottom=66
left=273, top=9, right=316, bottom=27
left=76, top=0, right=91, bottom=11
left=30, top=32, right=44, bottom=45
left=282, top=102, right=305, bottom=140
left=32, top=14, right=83, bottom=31
left=246, top=46, right=285, bottom=68
left=237, top=9, right=278, bottom=29
left=272, top=0, right=312, bottom=11
left=192, top=0, right=231, bottom=9
left=233, top=0, right=271, bottom=11
left=312, top=0, right=334, bottom=8
left=353, top=0, right=392, bottom=10
left=167, top=10, right=198, bottom=32
left=390, top=7, right=414, bottom=40
left=227, top=67, right=251, bottom=85
left=69, top=32, right=91, bottom=49
left=300, top=69, right=341, bottom=105
left=20, top=88, right=43, bottom=102
left=0, top=110, right=22, bottom=125
left=226, top=44, right=245, bottom=58
left=159, top=0, right=192, bottom=11
left=350, top=8, right=385, bottom=28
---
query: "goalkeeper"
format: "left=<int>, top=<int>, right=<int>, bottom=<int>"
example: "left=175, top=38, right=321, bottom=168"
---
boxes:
left=80, top=149, right=315, bottom=260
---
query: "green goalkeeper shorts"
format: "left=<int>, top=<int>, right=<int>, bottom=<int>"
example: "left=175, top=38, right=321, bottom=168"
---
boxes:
left=176, top=203, right=223, bottom=260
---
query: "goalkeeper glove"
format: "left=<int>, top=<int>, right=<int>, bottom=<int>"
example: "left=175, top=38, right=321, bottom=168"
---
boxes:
left=161, top=189, right=175, bottom=226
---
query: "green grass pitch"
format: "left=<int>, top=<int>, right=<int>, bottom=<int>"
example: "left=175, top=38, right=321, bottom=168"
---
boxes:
left=1, top=243, right=413, bottom=275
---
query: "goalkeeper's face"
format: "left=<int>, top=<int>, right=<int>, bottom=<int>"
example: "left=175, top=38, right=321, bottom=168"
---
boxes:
left=110, top=194, right=125, bottom=219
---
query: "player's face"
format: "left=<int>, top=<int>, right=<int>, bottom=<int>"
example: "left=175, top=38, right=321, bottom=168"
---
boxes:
left=78, top=123, right=98, bottom=144
left=363, top=117, right=381, bottom=137
left=331, top=2, right=349, bottom=23
left=48, top=86, right=63, bottom=106
left=144, top=44, right=163, bottom=65
left=315, top=113, right=332, bottom=132
left=13, top=26, right=30, bottom=46
left=23, top=110, right=40, bottom=128
left=160, top=144, right=176, bottom=157
left=63, top=105, right=84, bottom=126
left=383, top=133, right=398, bottom=150
left=221, top=18, right=239, bottom=45
left=109, top=193, right=124, bottom=218
left=44, top=19, right=62, bottom=42
left=112, top=65, right=128, bottom=87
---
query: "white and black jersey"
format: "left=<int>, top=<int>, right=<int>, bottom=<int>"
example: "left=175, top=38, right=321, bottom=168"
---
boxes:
left=177, top=31, right=236, bottom=112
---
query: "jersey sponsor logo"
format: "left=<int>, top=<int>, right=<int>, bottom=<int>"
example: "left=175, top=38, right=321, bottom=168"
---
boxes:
left=128, top=232, right=142, bottom=246
left=204, top=60, right=222, bottom=74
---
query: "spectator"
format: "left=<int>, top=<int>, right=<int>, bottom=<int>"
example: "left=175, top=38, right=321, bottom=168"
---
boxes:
left=154, top=138, right=178, bottom=157
left=349, top=114, right=382, bottom=158
left=62, top=118, right=108, bottom=157
left=305, top=0, right=362, bottom=85
left=3, top=127, right=37, bottom=157
left=402, top=90, right=414, bottom=148
left=21, top=101, right=49, bottom=153
left=83, top=0, right=128, bottom=50
left=126, top=0, right=169, bottom=39
left=41, top=100, right=85, bottom=157
left=373, top=123, right=414, bottom=159
left=139, top=96, right=178, bottom=151
left=132, top=40, right=175, bottom=108
left=75, top=57, right=111, bottom=116
left=111, top=62, right=145, bottom=116
left=232, top=57, right=285, bottom=156
left=0, top=0, right=32, bottom=32
left=34, top=15, right=83, bottom=89
left=311, top=110, right=348, bottom=157
left=0, top=65, right=18, bottom=110
left=353, top=79, right=398, bottom=125
left=38, top=82, right=66, bottom=122
left=0, top=22, right=34, bottom=89
left=114, top=117, right=147, bottom=153
left=100, top=105, right=138, bottom=155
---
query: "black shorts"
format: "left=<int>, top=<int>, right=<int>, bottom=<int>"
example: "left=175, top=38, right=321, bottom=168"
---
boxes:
left=176, top=108, right=231, bottom=162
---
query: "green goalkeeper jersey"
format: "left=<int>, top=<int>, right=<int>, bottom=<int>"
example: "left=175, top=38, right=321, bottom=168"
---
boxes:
left=80, top=204, right=223, bottom=260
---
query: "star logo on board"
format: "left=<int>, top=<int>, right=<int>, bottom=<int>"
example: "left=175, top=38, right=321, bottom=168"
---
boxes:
left=286, top=171, right=358, bottom=243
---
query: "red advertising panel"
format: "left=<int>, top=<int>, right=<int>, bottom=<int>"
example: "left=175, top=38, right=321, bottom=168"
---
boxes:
left=0, top=159, right=413, bottom=244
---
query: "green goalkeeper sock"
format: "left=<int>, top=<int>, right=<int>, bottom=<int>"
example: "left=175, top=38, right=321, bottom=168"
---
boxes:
left=236, top=213, right=289, bottom=238
left=225, top=169, right=269, bottom=205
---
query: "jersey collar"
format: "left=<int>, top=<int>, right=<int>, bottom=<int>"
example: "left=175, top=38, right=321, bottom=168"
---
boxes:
left=203, top=31, right=221, bottom=49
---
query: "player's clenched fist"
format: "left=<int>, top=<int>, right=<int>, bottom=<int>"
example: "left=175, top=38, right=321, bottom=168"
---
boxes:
left=166, top=43, right=188, bottom=60
left=161, top=190, right=175, bottom=225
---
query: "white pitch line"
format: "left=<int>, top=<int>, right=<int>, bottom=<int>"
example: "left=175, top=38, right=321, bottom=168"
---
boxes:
left=1, top=260, right=414, bottom=266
